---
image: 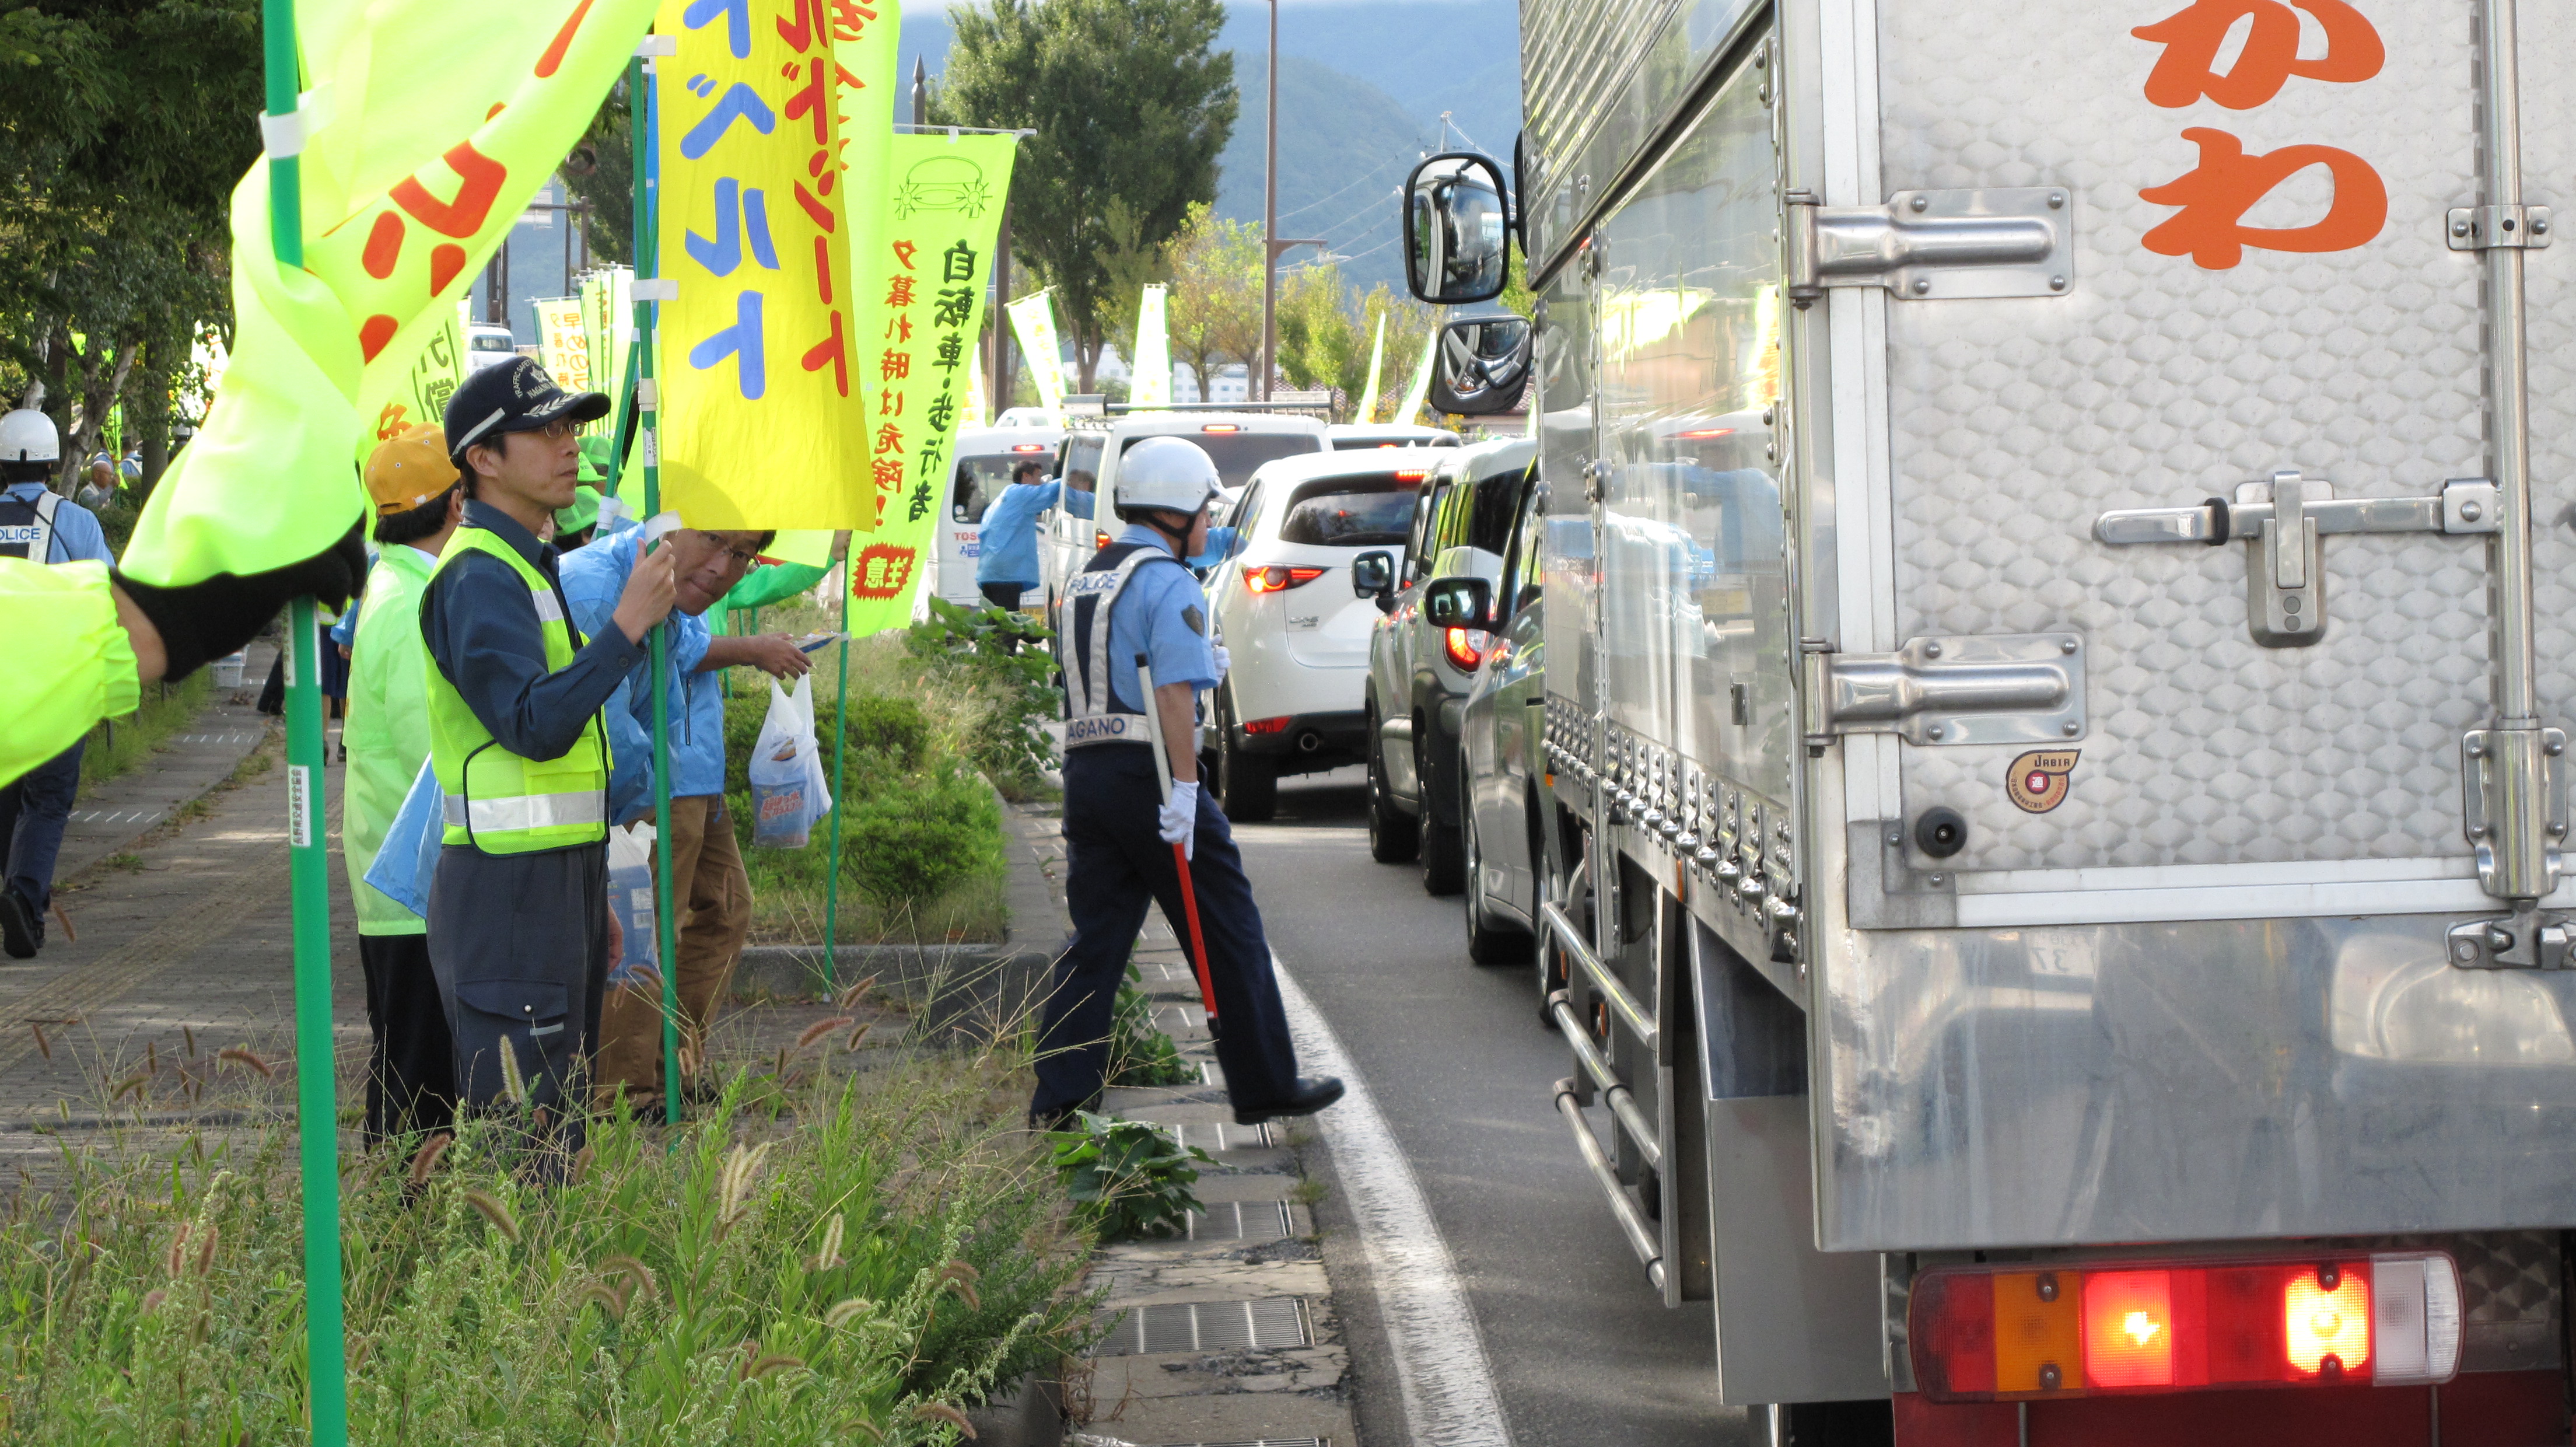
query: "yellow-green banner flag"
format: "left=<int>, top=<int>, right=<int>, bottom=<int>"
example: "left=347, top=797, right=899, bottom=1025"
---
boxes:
left=832, top=0, right=901, bottom=477
left=537, top=298, right=590, bottom=392
left=655, top=0, right=872, bottom=530
left=1354, top=311, right=1386, bottom=422
left=1130, top=282, right=1170, bottom=407
left=128, top=0, right=657, bottom=588
left=1007, top=289, right=1065, bottom=421
left=1398, top=318, right=1440, bottom=424
left=845, top=131, right=1018, bottom=637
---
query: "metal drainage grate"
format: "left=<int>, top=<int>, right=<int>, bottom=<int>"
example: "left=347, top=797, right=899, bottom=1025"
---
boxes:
left=1166, top=1121, right=1274, bottom=1153
left=1184, top=1200, right=1294, bottom=1242
left=1091, top=1298, right=1311, bottom=1356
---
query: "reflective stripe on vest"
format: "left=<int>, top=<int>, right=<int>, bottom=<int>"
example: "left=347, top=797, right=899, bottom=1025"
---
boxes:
left=0, top=490, right=61, bottom=562
left=1059, top=541, right=1183, bottom=750
left=423, top=525, right=612, bottom=854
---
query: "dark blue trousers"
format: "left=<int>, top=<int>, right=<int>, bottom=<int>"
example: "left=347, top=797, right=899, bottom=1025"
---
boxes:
left=1034, top=745, right=1300, bottom=1116
left=0, top=740, right=83, bottom=912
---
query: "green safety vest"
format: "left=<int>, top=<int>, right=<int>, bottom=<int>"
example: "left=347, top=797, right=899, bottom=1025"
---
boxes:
left=424, top=526, right=612, bottom=854
left=342, top=544, right=439, bottom=934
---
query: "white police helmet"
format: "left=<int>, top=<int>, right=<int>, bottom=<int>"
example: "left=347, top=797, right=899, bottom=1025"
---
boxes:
left=0, top=409, right=58, bottom=464
left=1114, top=435, right=1221, bottom=516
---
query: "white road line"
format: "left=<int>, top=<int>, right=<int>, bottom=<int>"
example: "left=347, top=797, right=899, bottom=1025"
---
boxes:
left=1272, top=953, right=1516, bottom=1447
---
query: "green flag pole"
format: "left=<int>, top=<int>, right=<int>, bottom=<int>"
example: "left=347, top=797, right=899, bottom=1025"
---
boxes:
left=264, top=1, right=348, bottom=1441
left=630, top=51, right=682, bottom=1127
left=820, top=572, right=846, bottom=991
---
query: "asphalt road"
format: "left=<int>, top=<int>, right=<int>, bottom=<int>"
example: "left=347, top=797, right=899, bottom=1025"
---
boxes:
left=1234, top=765, right=1755, bottom=1447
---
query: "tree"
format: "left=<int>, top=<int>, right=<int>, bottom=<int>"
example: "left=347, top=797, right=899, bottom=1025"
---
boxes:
left=558, top=78, right=635, bottom=265
left=1162, top=204, right=1261, bottom=400
left=936, top=0, right=1236, bottom=392
left=0, top=1, right=260, bottom=495
left=1272, top=264, right=1435, bottom=422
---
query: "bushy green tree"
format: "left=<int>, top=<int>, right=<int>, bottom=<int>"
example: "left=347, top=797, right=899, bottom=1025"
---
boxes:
left=935, top=0, right=1237, bottom=392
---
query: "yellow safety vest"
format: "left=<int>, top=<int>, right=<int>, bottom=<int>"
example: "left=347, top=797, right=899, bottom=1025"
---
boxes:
left=424, top=526, right=612, bottom=854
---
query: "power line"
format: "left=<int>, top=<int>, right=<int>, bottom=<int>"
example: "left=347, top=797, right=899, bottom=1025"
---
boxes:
left=1276, top=151, right=1412, bottom=223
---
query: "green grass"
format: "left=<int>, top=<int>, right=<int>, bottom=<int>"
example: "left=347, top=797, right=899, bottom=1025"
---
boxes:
left=78, top=672, right=215, bottom=786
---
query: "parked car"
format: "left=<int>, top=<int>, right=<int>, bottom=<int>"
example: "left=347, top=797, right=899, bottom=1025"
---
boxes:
left=1039, top=411, right=1329, bottom=612
left=465, top=324, right=517, bottom=373
left=1454, top=463, right=1551, bottom=976
left=1201, top=452, right=1428, bottom=820
left=1359, top=436, right=1535, bottom=891
left=1326, top=423, right=1462, bottom=451
left=930, top=424, right=1068, bottom=607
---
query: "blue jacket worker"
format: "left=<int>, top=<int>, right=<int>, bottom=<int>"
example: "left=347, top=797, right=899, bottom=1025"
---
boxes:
left=974, top=455, right=1093, bottom=611
left=419, top=359, right=675, bottom=1161
left=0, top=408, right=114, bottom=959
left=1035, top=435, right=1342, bottom=1130
left=561, top=523, right=810, bottom=1106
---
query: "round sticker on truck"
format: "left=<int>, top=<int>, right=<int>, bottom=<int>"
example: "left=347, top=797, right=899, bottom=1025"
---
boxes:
left=2006, top=750, right=2080, bottom=813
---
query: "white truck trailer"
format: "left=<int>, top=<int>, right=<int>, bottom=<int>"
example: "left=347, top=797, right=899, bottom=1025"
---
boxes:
left=1404, top=0, right=2576, bottom=1441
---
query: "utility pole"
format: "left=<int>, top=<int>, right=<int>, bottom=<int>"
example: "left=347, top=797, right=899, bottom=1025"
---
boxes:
left=993, top=200, right=1013, bottom=415
left=1258, top=0, right=1321, bottom=401
left=913, top=55, right=928, bottom=128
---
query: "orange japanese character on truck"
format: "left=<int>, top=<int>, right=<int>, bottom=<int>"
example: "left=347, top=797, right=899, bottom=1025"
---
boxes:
left=2132, top=0, right=2382, bottom=110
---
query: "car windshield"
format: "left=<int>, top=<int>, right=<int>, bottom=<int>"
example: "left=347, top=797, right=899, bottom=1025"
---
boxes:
left=1278, top=473, right=1421, bottom=547
left=950, top=453, right=1038, bottom=523
left=1123, top=430, right=1320, bottom=489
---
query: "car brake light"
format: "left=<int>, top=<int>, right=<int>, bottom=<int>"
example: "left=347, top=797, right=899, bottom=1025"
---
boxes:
left=1443, top=627, right=1492, bottom=670
left=1011, top=442, right=1048, bottom=452
left=1909, top=1252, right=2459, bottom=1404
left=1245, top=715, right=1293, bottom=734
left=1674, top=427, right=1736, bottom=439
left=1202, top=422, right=1241, bottom=432
left=1095, top=530, right=1112, bottom=550
left=1394, top=470, right=1427, bottom=482
left=1246, top=565, right=1326, bottom=594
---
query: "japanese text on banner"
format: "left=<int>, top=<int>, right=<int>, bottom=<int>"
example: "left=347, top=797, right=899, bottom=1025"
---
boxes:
left=845, top=131, right=1017, bottom=635
left=537, top=298, right=591, bottom=393
left=654, top=0, right=873, bottom=530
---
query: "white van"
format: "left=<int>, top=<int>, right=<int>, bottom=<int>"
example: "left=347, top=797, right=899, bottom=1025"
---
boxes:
left=933, top=424, right=1066, bottom=607
left=1038, top=411, right=1330, bottom=611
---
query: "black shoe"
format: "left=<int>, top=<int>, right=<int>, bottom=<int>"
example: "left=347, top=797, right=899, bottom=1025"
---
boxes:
left=1233, top=1076, right=1344, bottom=1125
left=0, top=887, right=39, bottom=960
left=1028, top=1103, right=1083, bottom=1134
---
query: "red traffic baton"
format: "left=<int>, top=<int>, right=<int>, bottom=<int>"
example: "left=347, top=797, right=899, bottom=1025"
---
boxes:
left=1137, top=655, right=1221, bottom=1035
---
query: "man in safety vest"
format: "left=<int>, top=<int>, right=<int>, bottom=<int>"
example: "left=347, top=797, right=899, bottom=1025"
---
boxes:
left=338, top=425, right=464, bottom=1144
left=1035, top=436, right=1342, bottom=1130
left=0, top=408, right=114, bottom=959
left=420, top=359, right=674, bottom=1156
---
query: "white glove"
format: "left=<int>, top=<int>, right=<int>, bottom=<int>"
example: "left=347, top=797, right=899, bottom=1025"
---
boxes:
left=1159, top=780, right=1199, bottom=859
left=1212, top=644, right=1232, bottom=676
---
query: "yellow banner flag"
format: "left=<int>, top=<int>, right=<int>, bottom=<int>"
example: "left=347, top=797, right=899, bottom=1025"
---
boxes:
left=1006, top=290, right=1065, bottom=420
left=127, top=0, right=657, bottom=588
left=1130, top=283, right=1171, bottom=407
left=537, top=298, right=591, bottom=392
left=845, top=131, right=1017, bottom=636
left=655, top=0, right=873, bottom=531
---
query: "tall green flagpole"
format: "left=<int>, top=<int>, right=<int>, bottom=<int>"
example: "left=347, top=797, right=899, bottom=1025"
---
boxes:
left=820, top=572, right=846, bottom=990
left=264, top=1, right=348, bottom=1441
left=630, top=49, right=682, bottom=1127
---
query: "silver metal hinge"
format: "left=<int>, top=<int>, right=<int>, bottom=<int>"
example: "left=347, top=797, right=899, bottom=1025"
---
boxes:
left=2447, top=204, right=2552, bottom=250
left=1801, top=634, right=2085, bottom=747
left=1784, top=187, right=2074, bottom=304
left=2448, top=905, right=2571, bottom=970
left=2464, top=726, right=2568, bottom=900
left=2095, top=470, right=2500, bottom=647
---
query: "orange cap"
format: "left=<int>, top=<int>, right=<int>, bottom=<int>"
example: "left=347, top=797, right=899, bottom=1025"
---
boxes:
left=364, top=425, right=460, bottom=516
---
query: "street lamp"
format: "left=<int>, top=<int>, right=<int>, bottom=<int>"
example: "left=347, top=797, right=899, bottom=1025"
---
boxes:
left=1258, top=0, right=1322, bottom=401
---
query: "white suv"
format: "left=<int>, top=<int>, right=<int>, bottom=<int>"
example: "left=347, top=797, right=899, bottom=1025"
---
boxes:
left=1201, top=451, right=1433, bottom=820
left=1038, top=411, right=1329, bottom=611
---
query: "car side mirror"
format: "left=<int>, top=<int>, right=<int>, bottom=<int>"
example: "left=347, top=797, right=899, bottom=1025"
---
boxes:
left=1404, top=152, right=1513, bottom=305
left=1352, top=550, right=1392, bottom=597
left=1428, top=316, right=1532, bottom=416
left=1422, top=575, right=1491, bottom=629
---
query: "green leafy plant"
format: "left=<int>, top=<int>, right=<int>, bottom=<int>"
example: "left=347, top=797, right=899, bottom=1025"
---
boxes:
left=905, top=599, right=1060, bottom=794
left=1046, top=1114, right=1213, bottom=1242
left=845, top=766, right=1008, bottom=908
left=1107, top=964, right=1195, bottom=1088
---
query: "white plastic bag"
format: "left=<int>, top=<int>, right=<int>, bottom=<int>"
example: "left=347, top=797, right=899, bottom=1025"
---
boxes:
left=606, top=823, right=660, bottom=983
left=748, top=677, right=820, bottom=848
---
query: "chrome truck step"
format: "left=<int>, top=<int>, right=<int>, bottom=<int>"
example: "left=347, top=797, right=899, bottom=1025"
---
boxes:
left=1548, top=988, right=1660, bottom=1171
left=1552, top=1075, right=1666, bottom=1293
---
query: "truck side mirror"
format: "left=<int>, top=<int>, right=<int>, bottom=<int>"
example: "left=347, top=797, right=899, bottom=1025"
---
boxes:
left=1405, top=152, right=1513, bottom=305
left=1428, top=316, right=1532, bottom=415
left=1422, top=575, right=1492, bottom=630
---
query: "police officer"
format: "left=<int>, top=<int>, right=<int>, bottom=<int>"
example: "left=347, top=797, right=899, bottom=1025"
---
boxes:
left=0, top=408, right=115, bottom=959
left=419, top=359, right=673, bottom=1159
left=1035, top=436, right=1341, bottom=1130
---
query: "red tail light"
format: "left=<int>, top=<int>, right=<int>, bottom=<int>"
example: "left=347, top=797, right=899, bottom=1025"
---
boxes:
left=1010, top=442, right=1048, bottom=452
left=1244, top=715, right=1293, bottom=734
left=1908, top=1252, right=2459, bottom=1405
left=1245, top=565, right=1326, bottom=594
left=1202, top=422, right=1242, bottom=432
left=1094, top=530, right=1112, bottom=550
left=1443, top=626, right=1492, bottom=670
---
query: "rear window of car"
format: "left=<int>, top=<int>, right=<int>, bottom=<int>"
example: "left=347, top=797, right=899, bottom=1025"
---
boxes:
left=1278, top=473, right=1421, bottom=547
left=1123, top=429, right=1321, bottom=489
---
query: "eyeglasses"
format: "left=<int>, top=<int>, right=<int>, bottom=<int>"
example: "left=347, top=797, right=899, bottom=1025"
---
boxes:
left=684, top=532, right=762, bottom=570
left=524, top=417, right=582, bottom=441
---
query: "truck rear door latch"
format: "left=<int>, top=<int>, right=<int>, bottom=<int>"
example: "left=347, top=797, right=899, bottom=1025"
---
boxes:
left=2094, top=470, right=2500, bottom=648
left=1784, top=188, right=2075, bottom=303
left=1800, top=634, right=2086, bottom=749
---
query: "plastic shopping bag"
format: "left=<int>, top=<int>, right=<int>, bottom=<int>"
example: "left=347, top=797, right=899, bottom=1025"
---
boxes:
left=363, top=759, right=445, bottom=920
left=606, top=823, right=660, bottom=984
left=748, top=676, right=820, bottom=848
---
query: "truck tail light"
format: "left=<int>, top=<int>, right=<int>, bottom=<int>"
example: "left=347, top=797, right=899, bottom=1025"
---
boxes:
left=1245, top=715, right=1293, bottom=734
left=1444, top=626, right=1492, bottom=670
left=1247, top=565, right=1325, bottom=594
left=1909, top=1252, right=2458, bottom=1404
